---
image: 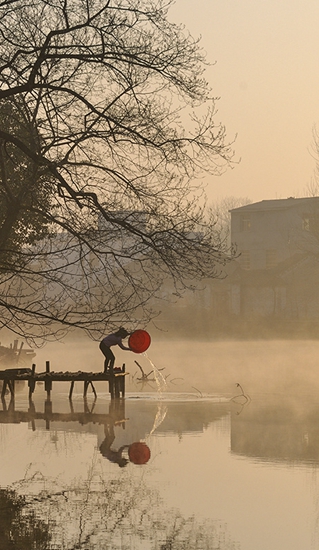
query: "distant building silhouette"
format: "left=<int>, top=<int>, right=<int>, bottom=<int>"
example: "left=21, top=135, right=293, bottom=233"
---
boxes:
left=230, top=196, right=319, bottom=270
left=157, top=196, right=319, bottom=336
left=227, top=197, right=319, bottom=330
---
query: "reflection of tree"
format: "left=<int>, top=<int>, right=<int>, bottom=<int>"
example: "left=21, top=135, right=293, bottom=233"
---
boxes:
left=157, top=514, right=240, bottom=550
left=0, top=487, right=50, bottom=549
left=12, top=465, right=239, bottom=549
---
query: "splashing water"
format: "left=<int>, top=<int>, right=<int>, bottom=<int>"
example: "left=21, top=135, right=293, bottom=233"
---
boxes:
left=142, top=352, right=168, bottom=436
left=143, top=351, right=167, bottom=395
left=149, top=401, right=168, bottom=436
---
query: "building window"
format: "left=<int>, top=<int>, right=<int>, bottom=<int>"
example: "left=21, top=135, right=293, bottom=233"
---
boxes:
left=240, top=214, right=251, bottom=231
left=266, top=249, right=277, bottom=269
left=240, top=250, right=250, bottom=270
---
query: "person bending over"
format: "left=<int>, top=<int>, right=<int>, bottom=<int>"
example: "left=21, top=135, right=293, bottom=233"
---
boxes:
left=99, top=327, right=131, bottom=373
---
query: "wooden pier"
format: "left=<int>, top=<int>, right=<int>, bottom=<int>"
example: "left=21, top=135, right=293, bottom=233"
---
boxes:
left=0, top=361, right=128, bottom=400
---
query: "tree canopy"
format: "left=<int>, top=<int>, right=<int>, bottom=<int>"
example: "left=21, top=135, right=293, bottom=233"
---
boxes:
left=0, top=97, right=53, bottom=257
left=0, top=0, right=234, bottom=342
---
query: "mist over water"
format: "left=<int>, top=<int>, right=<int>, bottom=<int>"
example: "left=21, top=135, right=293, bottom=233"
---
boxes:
left=30, top=335, right=319, bottom=400
left=1, top=335, right=319, bottom=549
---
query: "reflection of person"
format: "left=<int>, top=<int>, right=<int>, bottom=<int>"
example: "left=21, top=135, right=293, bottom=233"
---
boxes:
left=99, top=328, right=131, bottom=373
left=99, top=423, right=129, bottom=468
left=99, top=423, right=151, bottom=467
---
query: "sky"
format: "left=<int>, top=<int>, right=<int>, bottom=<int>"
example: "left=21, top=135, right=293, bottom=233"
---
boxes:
left=170, top=0, right=319, bottom=204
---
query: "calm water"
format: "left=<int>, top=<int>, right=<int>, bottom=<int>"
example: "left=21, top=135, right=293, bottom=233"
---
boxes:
left=1, top=339, right=319, bottom=549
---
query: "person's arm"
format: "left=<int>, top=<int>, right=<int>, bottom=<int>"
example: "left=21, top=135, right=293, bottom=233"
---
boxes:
left=118, top=340, right=131, bottom=351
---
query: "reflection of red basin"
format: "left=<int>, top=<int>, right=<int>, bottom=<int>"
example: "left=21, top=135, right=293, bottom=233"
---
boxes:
left=128, top=442, right=151, bottom=464
left=128, top=330, right=151, bottom=353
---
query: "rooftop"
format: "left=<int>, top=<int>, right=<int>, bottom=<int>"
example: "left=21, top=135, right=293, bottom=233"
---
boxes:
left=230, top=196, right=319, bottom=213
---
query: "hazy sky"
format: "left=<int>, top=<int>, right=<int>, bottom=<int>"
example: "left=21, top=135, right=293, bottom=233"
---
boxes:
left=171, top=0, right=319, bottom=204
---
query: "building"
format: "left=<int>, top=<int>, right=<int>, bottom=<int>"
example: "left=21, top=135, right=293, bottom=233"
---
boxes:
left=227, top=197, right=319, bottom=330
left=230, top=197, right=319, bottom=271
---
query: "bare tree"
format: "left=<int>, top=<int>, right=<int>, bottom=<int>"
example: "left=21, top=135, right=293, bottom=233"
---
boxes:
left=306, top=124, right=319, bottom=197
left=0, top=0, right=234, bottom=343
left=207, top=196, right=251, bottom=248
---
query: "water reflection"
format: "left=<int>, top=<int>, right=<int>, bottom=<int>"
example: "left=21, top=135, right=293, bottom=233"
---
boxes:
left=0, top=395, right=154, bottom=468
left=0, top=487, right=51, bottom=548
left=1, top=366, right=319, bottom=549
left=0, top=393, right=229, bottom=447
left=0, top=394, right=238, bottom=549
left=231, top=395, right=319, bottom=466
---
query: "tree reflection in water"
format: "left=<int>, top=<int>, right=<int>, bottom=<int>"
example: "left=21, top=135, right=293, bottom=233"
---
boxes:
left=0, top=394, right=237, bottom=548
left=11, top=468, right=239, bottom=550
left=0, top=487, right=50, bottom=549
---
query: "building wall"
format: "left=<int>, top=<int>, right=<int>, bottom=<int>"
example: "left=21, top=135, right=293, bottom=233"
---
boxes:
left=231, top=198, right=319, bottom=270
left=280, top=257, right=319, bottom=320
left=240, top=284, right=286, bottom=318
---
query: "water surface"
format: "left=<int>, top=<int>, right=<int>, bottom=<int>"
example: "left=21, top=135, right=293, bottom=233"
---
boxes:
left=1, top=339, right=319, bottom=549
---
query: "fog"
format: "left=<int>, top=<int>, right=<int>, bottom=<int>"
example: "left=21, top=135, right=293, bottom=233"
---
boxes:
left=26, top=334, right=319, bottom=399
left=1, top=333, right=319, bottom=549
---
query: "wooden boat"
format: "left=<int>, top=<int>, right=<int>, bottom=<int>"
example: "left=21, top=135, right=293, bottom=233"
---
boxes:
left=0, top=340, right=36, bottom=367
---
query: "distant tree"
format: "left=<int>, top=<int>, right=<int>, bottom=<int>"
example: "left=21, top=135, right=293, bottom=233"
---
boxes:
left=0, top=0, right=234, bottom=342
left=294, top=127, right=319, bottom=250
left=306, top=124, right=319, bottom=197
left=207, top=196, right=251, bottom=248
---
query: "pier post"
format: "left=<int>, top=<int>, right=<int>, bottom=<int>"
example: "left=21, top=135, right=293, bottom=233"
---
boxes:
left=28, top=364, right=36, bottom=399
left=90, top=381, right=97, bottom=399
left=108, top=365, right=115, bottom=399
left=7, top=379, right=15, bottom=398
left=44, top=361, right=52, bottom=399
left=1, top=379, right=7, bottom=399
left=121, top=363, right=126, bottom=398
left=114, top=373, right=120, bottom=399
left=69, top=380, right=75, bottom=400
left=44, top=361, right=52, bottom=430
left=28, top=398, right=36, bottom=431
left=44, top=397, right=52, bottom=430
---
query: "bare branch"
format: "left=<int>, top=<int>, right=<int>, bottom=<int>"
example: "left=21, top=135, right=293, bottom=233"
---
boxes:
left=0, top=0, right=235, bottom=343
